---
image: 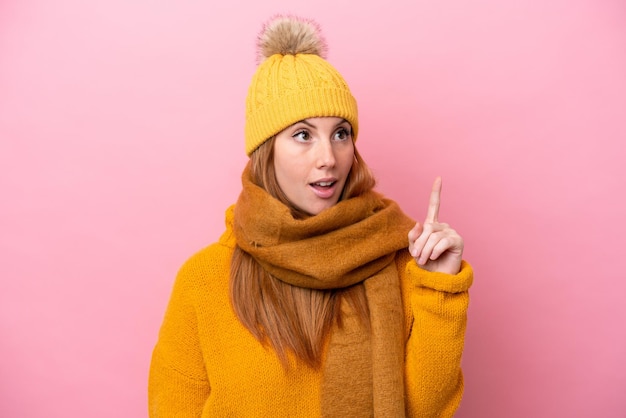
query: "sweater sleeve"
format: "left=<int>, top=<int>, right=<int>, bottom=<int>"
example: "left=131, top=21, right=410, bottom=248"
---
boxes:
left=398, top=251, right=473, bottom=418
left=148, top=257, right=211, bottom=417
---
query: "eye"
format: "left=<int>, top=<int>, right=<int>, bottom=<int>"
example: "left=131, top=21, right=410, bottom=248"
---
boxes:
left=334, top=128, right=351, bottom=141
left=292, top=130, right=311, bottom=142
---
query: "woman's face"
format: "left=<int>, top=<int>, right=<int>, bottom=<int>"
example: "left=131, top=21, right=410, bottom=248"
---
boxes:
left=273, top=117, right=355, bottom=216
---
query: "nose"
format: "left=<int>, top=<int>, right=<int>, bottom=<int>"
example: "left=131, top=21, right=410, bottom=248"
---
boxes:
left=315, top=139, right=336, bottom=168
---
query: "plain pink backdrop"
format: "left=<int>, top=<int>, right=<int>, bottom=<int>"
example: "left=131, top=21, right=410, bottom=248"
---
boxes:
left=1, top=0, right=625, bottom=417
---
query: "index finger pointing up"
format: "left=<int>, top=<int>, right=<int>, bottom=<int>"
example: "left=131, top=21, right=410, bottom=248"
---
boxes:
left=426, top=176, right=442, bottom=223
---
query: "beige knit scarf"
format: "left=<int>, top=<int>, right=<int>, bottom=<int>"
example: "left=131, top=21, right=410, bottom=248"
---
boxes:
left=233, top=168, right=415, bottom=417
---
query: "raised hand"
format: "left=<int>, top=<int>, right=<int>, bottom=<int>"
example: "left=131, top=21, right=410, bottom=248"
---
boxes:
left=408, top=177, right=464, bottom=275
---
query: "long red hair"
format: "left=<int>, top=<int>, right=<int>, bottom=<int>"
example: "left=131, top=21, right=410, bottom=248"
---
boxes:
left=230, top=136, right=377, bottom=369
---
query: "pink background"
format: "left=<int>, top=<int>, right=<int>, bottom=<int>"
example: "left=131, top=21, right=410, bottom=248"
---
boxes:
left=1, top=0, right=625, bottom=416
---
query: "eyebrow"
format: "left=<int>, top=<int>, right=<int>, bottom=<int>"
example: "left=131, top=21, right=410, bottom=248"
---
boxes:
left=298, top=119, right=349, bottom=128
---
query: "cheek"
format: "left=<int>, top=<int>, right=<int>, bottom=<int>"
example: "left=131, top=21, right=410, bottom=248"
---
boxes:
left=339, top=148, right=355, bottom=173
left=274, top=157, right=302, bottom=188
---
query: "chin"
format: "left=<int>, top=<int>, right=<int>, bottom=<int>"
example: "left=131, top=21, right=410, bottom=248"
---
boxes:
left=308, top=202, right=338, bottom=216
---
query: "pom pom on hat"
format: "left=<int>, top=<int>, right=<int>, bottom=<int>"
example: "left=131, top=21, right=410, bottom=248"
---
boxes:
left=244, top=15, right=358, bottom=156
left=256, top=15, right=328, bottom=63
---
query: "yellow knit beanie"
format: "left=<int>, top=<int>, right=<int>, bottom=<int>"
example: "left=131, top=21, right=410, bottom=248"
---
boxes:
left=244, top=15, right=359, bottom=156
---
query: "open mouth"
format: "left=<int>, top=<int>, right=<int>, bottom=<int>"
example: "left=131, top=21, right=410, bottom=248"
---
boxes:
left=309, top=180, right=338, bottom=199
left=311, top=181, right=335, bottom=188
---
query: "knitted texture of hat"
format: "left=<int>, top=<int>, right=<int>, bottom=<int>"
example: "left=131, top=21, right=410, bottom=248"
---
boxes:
left=244, top=15, right=358, bottom=156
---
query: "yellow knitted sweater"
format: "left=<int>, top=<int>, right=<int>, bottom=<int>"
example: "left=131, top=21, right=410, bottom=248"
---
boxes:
left=149, top=207, right=473, bottom=417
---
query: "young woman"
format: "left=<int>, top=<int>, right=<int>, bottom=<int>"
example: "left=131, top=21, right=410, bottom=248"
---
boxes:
left=149, top=15, right=473, bottom=417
